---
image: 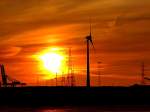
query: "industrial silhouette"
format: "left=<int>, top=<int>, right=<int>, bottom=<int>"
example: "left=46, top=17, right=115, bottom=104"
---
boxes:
left=141, top=62, right=145, bottom=85
left=97, top=61, right=102, bottom=86
left=53, top=48, right=75, bottom=87
left=0, top=64, right=26, bottom=87
left=67, top=48, right=75, bottom=87
left=141, top=62, right=150, bottom=84
left=85, top=19, right=95, bottom=88
left=0, top=31, right=150, bottom=107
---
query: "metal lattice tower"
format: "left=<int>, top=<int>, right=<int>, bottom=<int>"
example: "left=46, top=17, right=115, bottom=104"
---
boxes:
left=67, top=48, right=75, bottom=87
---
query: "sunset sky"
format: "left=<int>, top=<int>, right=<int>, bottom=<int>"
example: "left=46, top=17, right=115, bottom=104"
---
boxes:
left=0, top=0, right=150, bottom=86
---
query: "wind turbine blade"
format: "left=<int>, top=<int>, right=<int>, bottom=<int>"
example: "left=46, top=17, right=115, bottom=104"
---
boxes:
left=89, top=38, right=96, bottom=52
left=144, top=77, right=150, bottom=81
left=90, top=39, right=94, bottom=47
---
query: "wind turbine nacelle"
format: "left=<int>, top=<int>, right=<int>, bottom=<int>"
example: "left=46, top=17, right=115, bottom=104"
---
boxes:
left=86, top=35, right=92, bottom=41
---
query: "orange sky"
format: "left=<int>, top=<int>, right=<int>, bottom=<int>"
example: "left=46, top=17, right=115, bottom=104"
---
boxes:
left=0, top=0, right=150, bottom=86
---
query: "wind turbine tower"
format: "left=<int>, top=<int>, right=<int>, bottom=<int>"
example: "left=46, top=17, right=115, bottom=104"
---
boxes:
left=85, top=20, right=94, bottom=88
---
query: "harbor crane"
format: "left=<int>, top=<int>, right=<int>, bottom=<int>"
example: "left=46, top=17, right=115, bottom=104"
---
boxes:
left=0, top=64, right=26, bottom=87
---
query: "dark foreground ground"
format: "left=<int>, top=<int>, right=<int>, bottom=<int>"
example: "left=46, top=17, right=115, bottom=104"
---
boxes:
left=1, top=105, right=150, bottom=112
left=0, top=85, right=150, bottom=106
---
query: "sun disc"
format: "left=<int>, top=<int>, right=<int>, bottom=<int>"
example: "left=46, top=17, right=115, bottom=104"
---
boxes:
left=40, top=53, right=63, bottom=73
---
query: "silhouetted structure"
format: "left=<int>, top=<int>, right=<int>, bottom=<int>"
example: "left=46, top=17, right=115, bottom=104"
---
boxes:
left=67, top=48, right=75, bottom=86
left=144, top=77, right=150, bottom=81
left=71, top=69, right=75, bottom=87
left=1, top=64, right=7, bottom=87
left=141, top=62, right=145, bottom=85
left=97, top=61, right=101, bottom=86
left=55, top=72, right=58, bottom=86
left=0, top=64, right=26, bottom=87
left=61, top=75, right=65, bottom=86
left=142, top=62, right=150, bottom=84
left=85, top=20, right=94, bottom=88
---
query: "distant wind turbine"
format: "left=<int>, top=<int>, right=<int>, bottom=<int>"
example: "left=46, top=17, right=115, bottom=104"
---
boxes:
left=85, top=19, right=95, bottom=88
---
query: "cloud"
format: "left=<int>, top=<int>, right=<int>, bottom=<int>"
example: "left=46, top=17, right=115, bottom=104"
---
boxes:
left=0, top=46, right=21, bottom=57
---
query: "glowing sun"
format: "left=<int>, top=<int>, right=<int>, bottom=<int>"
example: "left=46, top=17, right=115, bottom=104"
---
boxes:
left=40, top=52, right=63, bottom=73
left=33, top=47, right=67, bottom=79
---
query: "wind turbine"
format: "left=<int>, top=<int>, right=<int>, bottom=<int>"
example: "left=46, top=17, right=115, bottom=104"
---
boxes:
left=85, top=19, right=95, bottom=88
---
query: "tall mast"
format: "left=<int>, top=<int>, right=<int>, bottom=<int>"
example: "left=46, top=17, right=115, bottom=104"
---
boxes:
left=141, top=62, right=145, bottom=85
left=86, top=18, right=92, bottom=88
left=86, top=38, right=90, bottom=87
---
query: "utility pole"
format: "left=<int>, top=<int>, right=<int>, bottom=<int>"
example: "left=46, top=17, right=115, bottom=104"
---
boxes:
left=98, top=61, right=101, bottom=86
left=36, top=74, right=39, bottom=86
left=67, top=48, right=70, bottom=86
left=71, top=68, right=75, bottom=87
left=61, top=73, right=63, bottom=86
left=61, top=72, right=65, bottom=86
left=141, top=62, right=145, bottom=85
left=56, top=72, right=57, bottom=86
